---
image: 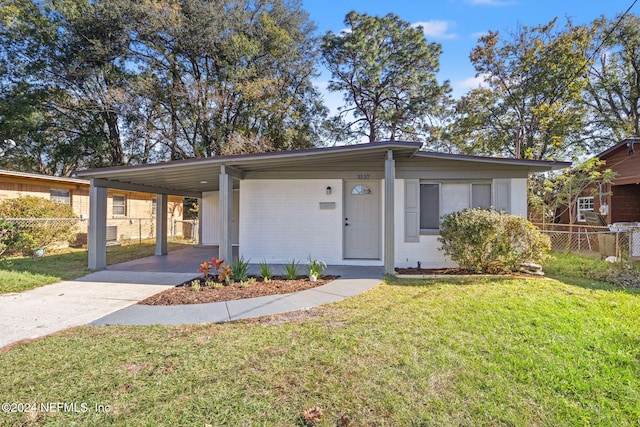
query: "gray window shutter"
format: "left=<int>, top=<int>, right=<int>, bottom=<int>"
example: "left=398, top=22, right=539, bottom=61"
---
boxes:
left=494, top=179, right=511, bottom=213
left=405, top=179, right=420, bottom=242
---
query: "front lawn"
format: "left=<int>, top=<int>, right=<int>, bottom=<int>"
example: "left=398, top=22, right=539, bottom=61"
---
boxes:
left=0, top=241, right=195, bottom=294
left=1, top=275, right=638, bottom=426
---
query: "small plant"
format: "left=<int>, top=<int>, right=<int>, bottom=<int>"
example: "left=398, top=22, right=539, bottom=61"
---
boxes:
left=259, top=260, right=274, bottom=282
left=230, top=256, right=250, bottom=281
left=240, top=277, right=257, bottom=288
left=212, top=282, right=224, bottom=289
left=210, top=257, right=224, bottom=273
left=218, top=264, right=233, bottom=285
left=190, top=279, right=201, bottom=292
left=283, top=259, right=300, bottom=280
left=204, top=280, right=216, bottom=287
left=198, top=261, right=211, bottom=279
left=307, top=257, right=327, bottom=282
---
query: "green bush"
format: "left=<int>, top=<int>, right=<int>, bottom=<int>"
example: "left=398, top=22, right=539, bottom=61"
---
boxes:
left=0, top=196, right=78, bottom=256
left=0, top=219, right=18, bottom=257
left=438, top=208, right=551, bottom=273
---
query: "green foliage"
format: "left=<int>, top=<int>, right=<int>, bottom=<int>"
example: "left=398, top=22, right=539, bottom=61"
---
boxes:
left=190, top=280, right=201, bottom=292
left=585, top=13, right=640, bottom=143
left=283, top=259, right=300, bottom=280
left=530, top=158, right=616, bottom=224
left=321, top=11, right=451, bottom=143
left=230, top=256, right=250, bottom=282
left=0, top=196, right=78, bottom=255
left=438, top=208, right=551, bottom=273
left=306, top=257, right=327, bottom=280
left=450, top=18, right=592, bottom=160
left=0, top=219, right=18, bottom=257
left=0, top=0, right=324, bottom=172
left=259, top=260, right=274, bottom=282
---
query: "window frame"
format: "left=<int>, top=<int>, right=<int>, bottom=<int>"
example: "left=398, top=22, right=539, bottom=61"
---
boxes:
left=576, top=196, right=594, bottom=222
left=112, top=194, right=127, bottom=216
left=151, top=198, right=157, bottom=217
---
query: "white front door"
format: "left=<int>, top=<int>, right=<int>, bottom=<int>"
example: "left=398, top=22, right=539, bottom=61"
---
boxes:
left=344, top=180, right=381, bottom=259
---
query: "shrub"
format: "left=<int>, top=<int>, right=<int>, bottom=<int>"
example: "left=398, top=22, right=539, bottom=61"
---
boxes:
left=230, top=256, right=250, bottom=281
left=283, top=259, right=300, bottom=280
left=0, top=219, right=18, bottom=257
left=438, top=208, right=551, bottom=273
left=307, top=257, right=327, bottom=280
left=0, top=196, right=78, bottom=256
left=259, top=260, right=274, bottom=282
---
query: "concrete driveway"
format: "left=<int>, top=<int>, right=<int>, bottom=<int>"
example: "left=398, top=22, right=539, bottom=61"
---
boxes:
left=0, top=270, right=198, bottom=349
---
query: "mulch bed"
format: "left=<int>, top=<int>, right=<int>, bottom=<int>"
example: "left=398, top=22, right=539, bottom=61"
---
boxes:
left=140, top=275, right=340, bottom=306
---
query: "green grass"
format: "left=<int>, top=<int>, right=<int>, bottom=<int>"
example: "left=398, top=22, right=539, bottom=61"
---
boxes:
left=543, top=252, right=640, bottom=291
left=0, top=241, right=195, bottom=294
left=1, top=275, right=639, bottom=426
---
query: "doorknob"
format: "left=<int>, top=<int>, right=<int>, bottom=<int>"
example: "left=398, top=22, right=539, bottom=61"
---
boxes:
left=345, top=223, right=350, bottom=226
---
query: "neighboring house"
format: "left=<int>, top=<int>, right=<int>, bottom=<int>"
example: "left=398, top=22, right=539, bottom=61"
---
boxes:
left=0, top=169, right=185, bottom=244
left=597, top=138, right=640, bottom=224
left=77, top=141, right=568, bottom=273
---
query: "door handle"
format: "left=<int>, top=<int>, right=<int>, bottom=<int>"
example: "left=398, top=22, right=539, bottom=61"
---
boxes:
left=345, top=223, right=350, bottom=226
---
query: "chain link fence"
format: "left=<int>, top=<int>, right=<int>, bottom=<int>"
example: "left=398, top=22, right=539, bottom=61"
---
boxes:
left=534, top=223, right=640, bottom=264
left=1, top=217, right=198, bottom=255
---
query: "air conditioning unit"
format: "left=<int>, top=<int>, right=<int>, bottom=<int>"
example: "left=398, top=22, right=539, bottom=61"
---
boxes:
left=106, top=225, right=117, bottom=242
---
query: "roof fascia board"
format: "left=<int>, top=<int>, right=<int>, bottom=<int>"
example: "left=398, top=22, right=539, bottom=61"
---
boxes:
left=77, top=142, right=423, bottom=178
left=91, top=178, right=200, bottom=198
left=413, top=152, right=570, bottom=170
left=0, top=169, right=89, bottom=185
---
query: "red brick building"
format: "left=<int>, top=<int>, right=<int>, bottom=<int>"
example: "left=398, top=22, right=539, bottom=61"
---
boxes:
left=597, top=139, right=640, bottom=224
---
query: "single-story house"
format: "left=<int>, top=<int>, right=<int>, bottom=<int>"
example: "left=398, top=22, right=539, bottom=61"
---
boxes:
left=77, top=141, right=568, bottom=274
left=0, top=169, right=185, bottom=244
left=597, top=138, right=640, bottom=224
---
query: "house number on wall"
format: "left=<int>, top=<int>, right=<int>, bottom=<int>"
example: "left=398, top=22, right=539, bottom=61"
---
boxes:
left=357, top=174, right=371, bottom=179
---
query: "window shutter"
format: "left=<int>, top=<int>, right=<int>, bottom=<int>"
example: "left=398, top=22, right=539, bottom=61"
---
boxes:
left=494, top=179, right=511, bottom=213
left=405, top=180, right=420, bottom=242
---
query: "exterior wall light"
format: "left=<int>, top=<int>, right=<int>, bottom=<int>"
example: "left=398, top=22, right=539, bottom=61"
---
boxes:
left=326, top=186, right=332, bottom=195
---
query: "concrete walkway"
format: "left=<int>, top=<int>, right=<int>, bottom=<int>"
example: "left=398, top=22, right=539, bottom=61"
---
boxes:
left=91, top=274, right=381, bottom=326
left=1, top=247, right=383, bottom=348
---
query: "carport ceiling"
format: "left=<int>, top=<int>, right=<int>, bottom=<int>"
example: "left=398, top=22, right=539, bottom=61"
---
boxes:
left=76, top=142, right=422, bottom=197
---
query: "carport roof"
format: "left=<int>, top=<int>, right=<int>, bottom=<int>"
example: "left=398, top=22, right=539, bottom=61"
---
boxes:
left=76, top=141, right=569, bottom=197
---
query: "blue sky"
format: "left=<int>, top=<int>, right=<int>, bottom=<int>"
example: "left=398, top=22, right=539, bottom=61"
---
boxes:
left=302, top=0, right=638, bottom=112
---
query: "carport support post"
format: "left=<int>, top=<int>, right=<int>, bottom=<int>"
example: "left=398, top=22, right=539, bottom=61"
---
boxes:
left=219, top=165, right=233, bottom=262
left=155, top=194, right=168, bottom=256
left=384, top=150, right=395, bottom=275
left=88, top=180, right=107, bottom=270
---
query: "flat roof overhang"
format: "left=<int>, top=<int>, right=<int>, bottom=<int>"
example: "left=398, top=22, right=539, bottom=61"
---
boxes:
left=76, top=141, right=570, bottom=197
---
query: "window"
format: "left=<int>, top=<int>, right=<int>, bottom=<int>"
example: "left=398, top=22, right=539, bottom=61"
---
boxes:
left=151, top=199, right=157, bottom=216
left=351, top=184, right=372, bottom=195
left=416, top=181, right=494, bottom=232
left=471, top=183, right=492, bottom=209
left=577, top=197, right=594, bottom=222
left=420, top=183, right=440, bottom=230
left=112, top=195, right=126, bottom=216
left=50, top=189, right=70, bottom=205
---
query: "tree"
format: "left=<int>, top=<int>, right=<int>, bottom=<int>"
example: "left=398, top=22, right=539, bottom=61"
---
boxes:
left=450, top=18, right=593, bottom=160
left=584, top=13, right=640, bottom=143
left=530, top=158, right=616, bottom=227
left=321, top=11, right=451, bottom=143
left=0, top=0, right=326, bottom=175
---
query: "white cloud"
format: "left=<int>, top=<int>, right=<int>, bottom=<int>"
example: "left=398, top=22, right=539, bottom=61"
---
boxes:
left=412, top=20, right=457, bottom=40
left=471, top=31, right=489, bottom=39
left=456, top=74, right=490, bottom=91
